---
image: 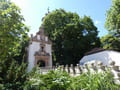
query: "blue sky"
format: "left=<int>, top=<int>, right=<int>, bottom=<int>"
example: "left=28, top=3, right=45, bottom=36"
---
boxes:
left=11, top=0, right=112, bottom=37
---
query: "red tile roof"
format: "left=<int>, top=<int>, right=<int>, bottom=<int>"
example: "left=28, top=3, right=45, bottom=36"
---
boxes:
left=85, top=48, right=106, bottom=55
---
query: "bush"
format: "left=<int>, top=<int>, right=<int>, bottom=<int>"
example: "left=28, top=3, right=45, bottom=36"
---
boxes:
left=24, top=67, right=71, bottom=90
left=0, top=84, right=4, bottom=90
left=0, top=59, right=28, bottom=90
left=24, top=67, right=120, bottom=90
left=69, top=71, right=120, bottom=90
left=1, top=63, right=120, bottom=90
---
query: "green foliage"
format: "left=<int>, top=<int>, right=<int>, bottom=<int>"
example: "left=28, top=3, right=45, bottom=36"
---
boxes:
left=0, top=0, right=29, bottom=90
left=24, top=68, right=120, bottom=90
left=69, top=72, right=120, bottom=90
left=13, top=35, right=30, bottom=63
left=0, top=59, right=28, bottom=90
left=0, top=84, right=4, bottom=90
left=43, top=9, right=100, bottom=65
left=0, top=0, right=29, bottom=59
left=24, top=68, right=71, bottom=90
left=105, top=0, right=120, bottom=34
left=101, top=34, right=120, bottom=51
left=102, top=0, right=120, bottom=51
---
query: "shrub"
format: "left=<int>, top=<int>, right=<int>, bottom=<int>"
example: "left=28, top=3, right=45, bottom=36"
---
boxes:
left=24, top=67, right=71, bottom=90
left=0, top=59, right=28, bottom=90
left=69, top=71, right=120, bottom=90
left=24, top=67, right=120, bottom=90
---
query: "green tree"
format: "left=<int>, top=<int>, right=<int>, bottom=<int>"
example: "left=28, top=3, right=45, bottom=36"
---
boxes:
left=105, top=0, right=120, bottom=35
left=0, top=0, right=29, bottom=60
left=13, top=35, right=29, bottom=63
left=43, top=9, right=100, bottom=65
left=102, top=0, right=120, bottom=51
left=101, top=34, right=120, bottom=51
left=0, top=0, right=29, bottom=89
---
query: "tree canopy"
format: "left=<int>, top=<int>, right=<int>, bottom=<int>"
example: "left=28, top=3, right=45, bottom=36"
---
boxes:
left=105, top=0, right=120, bottom=35
left=100, top=34, right=120, bottom=51
left=0, top=0, right=29, bottom=60
left=43, top=9, right=100, bottom=65
left=101, top=0, right=120, bottom=51
left=0, top=0, right=29, bottom=89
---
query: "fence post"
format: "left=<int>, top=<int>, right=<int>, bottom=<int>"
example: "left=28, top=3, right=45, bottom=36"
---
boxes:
left=90, top=62, right=96, bottom=73
left=65, top=64, right=70, bottom=73
left=69, top=64, right=75, bottom=76
left=109, top=61, right=120, bottom=85
left=97, top=61, right=104, bottom=73
left=61, top=65, right=65, bottom=72
left=75, top=64, right=82, bottom=76
left=82, top=64, right=88, bottom=73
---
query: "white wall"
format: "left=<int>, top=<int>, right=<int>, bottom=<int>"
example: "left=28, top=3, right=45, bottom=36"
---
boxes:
left=28, top=42, right=40, bottom=71
left=80, top=50, right=120, bottom=66
left=28, top=42, right=52, bottom=71
left=37, top=35, right=40, bottom=40
left=45, top=36, right=48, bottom=41
left=45, top=44, right=52, bottom=56
left=109, top=51, right=120, bottom=65
left=46, top=44, right=52, bottom=67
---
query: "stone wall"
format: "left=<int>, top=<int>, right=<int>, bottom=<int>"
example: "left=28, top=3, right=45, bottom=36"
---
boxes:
left=56, top=60, right=120, bottom=85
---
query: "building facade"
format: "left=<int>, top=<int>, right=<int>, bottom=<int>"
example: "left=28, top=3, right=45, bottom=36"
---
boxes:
left=79, top=48, right=120, bottom=66
left=28, top=24, right=52, bottom=71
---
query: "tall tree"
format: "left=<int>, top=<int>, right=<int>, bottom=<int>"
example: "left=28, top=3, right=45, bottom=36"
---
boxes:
left=43, top=9, right=100, bottom=65
left=101, top=0, right=120, bottom=51
left=0, top=0, right=29, bottom=60
left=105, top=0, right=120, bottom=35
left=0, top=1, right=29, bottom=89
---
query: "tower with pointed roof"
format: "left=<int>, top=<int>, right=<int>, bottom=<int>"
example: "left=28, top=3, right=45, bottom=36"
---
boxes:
left=28, top=13, right=52, bottom=71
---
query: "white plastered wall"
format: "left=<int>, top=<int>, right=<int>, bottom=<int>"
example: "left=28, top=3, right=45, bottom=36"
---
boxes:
left=45, top=36, right=48, bottom=41
left=28, top=41, right=52, bottom=71
left=37, top=35, right=40, bottom=40
left=28, top=42, right=40, bottom=71
left=109, top=51, right=120, bottom=66
left=80, top=50, right=120, bottom=66
left=46, top=44, right=52, bottom=67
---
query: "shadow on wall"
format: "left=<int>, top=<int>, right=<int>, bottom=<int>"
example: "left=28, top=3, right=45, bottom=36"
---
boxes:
left=80, top=51, right=112, bottom=65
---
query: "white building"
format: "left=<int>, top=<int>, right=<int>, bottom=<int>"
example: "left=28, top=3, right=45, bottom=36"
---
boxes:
left=28, top=24, right=52, bottom=71
left=80, top=48, right=120, bottom=66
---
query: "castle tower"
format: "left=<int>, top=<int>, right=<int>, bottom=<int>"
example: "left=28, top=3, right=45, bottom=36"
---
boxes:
left=28, top=24, right=52, bottom=71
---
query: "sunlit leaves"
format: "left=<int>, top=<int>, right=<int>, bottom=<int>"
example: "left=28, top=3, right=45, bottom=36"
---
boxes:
left=101, top=34, right=120, bottom=51
left=43, top=9, right=100, bottom=65
left=105, top=0, right=120, bottom=34
left=102, top=0, right=120, bottom=51
left=0, top=0, right=29, bottom=58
